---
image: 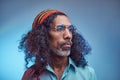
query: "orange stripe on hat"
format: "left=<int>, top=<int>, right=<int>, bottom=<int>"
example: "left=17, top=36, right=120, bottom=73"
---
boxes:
left=38, top=9, right=53, bottom=24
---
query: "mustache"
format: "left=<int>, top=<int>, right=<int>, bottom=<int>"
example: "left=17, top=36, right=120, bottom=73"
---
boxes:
left=59, top=40, right=72, bottom=47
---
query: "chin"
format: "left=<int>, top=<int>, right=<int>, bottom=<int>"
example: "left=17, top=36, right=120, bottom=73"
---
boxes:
left=50, top=46, right=71, bottom=57
left=56, top=49, right=70, bottom=57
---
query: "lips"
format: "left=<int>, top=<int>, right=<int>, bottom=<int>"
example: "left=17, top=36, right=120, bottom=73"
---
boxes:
left=63, top=42, right=71, bottom=47
left=59, top=40, right=72, bottom=49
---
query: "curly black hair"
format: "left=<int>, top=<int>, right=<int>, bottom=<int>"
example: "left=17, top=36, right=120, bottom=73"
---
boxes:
left=19, top=12, right=91, bottom=77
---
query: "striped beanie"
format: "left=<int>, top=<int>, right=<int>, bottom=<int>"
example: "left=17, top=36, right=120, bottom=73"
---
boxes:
left=32, top=9, right=65, bottom=29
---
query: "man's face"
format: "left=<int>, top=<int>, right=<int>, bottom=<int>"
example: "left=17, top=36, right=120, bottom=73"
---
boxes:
left=49, top=15, right=73, bottom=57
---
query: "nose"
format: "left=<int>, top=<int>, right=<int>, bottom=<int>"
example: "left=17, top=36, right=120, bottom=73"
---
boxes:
left=63, top=28, right=72, bottom=40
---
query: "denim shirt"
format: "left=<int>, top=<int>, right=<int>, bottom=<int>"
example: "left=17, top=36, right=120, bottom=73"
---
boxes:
left=39, top=58, right=97, bottom=80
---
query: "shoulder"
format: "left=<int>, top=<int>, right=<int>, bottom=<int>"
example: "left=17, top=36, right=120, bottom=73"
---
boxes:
left=85, top=66, right=96, bottom=74
left=77, top=65, right=97, bottom=80
left=22, top=67, right=38, bottom=80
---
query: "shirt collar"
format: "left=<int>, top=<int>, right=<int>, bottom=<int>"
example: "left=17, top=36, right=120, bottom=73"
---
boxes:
left=46, top=57, right=77, bottom=73
left=69, top=57, right=77, bottom=72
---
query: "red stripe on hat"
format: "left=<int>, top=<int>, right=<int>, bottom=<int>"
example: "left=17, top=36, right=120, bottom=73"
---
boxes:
left=39, top=10, right=63, bottom=24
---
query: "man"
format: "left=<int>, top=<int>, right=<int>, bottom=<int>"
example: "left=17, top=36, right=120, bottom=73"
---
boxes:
left=19, top=9, right=96, bottom=80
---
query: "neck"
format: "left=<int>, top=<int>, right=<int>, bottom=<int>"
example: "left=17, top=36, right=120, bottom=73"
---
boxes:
left=49, top=55, right=69, bottom=68
left=49, top=54, right=69, bottom=79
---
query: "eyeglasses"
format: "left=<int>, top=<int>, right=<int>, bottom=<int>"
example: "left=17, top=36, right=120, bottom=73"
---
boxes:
left=51, top=24, right=76, bottom=32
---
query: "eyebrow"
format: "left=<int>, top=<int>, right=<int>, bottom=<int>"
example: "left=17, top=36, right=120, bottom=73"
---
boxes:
left=55, top=24, right=72, bottom=27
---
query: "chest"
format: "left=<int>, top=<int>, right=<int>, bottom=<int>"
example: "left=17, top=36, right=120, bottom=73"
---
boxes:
left=54, top=69, right=64, bottom=79
left=39, top=69, right=87, bottom=80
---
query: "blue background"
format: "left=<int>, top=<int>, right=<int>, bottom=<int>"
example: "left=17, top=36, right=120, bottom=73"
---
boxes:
left=0, top=0, right=120, bottom=80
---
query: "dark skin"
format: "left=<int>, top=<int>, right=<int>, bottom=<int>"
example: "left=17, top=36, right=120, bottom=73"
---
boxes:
left=48, top=15, right=72, bottom=79
left=49, top=54, right=68, bottom=79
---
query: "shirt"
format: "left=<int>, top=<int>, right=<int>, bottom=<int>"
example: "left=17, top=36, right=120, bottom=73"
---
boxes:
left=39, top=58, right=96, bottom=80
left=22, top=58, right=97, bottom=80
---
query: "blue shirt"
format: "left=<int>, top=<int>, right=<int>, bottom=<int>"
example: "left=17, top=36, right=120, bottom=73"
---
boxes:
left=39, top=58, right=97, bottom=80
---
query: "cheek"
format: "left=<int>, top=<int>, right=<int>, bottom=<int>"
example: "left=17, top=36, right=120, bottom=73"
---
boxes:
left=49, top=33, right=63, bottom=48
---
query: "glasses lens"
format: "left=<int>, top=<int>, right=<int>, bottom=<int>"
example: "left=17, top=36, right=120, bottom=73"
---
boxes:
left=55, top=24, right=76, bottom=32
left=68, top=25, right=75, bottom=32
left=56, top=25, right=65, bottom=31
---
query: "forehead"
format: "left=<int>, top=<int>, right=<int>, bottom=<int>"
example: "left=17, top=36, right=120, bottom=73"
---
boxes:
left=52, top=15, right=71, bottom=27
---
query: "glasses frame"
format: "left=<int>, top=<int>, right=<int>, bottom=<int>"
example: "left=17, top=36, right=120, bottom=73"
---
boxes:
left=51, top=24, right=76, bottom=33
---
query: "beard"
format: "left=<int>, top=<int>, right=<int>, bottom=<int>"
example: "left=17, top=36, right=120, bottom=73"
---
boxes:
left=50, top=40, right=72, bottom=57
left=52, top=47, right=71, bottom=56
